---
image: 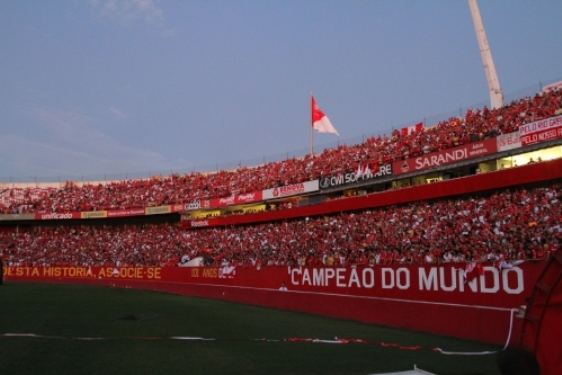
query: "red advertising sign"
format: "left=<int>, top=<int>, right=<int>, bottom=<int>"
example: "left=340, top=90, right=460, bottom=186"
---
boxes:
left=3, top=265, right=162, bottom=280
left=183, top=218, right=219, bottom=228
left=234, top=191, right=263, bottom=204
left=520, top=126, right=562, bottom=146
left=3, top=262, right=542, bottom=308
left=34, top=212, right=82, bottom=220
left=393, top=138, right=498, bottom=175
left=201, top=191, right=265, bottom=209
left=106, top=208, right=146, bottom=218
left=172, top=196, right=264, bottom=212
left=3, top=262, right=545, bottom=346
left=213, top=196, right=236, bottom=207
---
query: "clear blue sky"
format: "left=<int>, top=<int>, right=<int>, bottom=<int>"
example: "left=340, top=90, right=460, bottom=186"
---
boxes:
left=1, top=0, right=561, bottom=181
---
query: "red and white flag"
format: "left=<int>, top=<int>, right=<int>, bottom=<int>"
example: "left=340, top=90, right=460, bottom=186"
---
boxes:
left=463, top=262, right=484, bottom=284
left=356, top=164, right=363, bottom=179
left=401, top=122, right=424, bottom=136
left=312, top=96, right=339, bottom=136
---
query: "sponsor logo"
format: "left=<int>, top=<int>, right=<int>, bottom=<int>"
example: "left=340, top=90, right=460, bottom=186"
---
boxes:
left=279, top=183, right=305, bottom=194
left=320, top=164, right=393, bottom=189
left=0, top=214, right=35, bottom=221
left=81, top=211, right=107, bottom=219
left=185, top=201, right=201, bottom=210
left=191, top=220, right=209, bottom=227
left=406, top=139, right=496, bottom=172
left=145, top=206, right=171, bottom=215
left=237, top=193, right=256, bottom=202
left=521, top=127, right=562, bottom=146
left=415, top=149, right=468, bottom=169
left=107, top=209, right=145, bottom=217
left=265, top=181, right=318, bottom=199
left=498, top=134, right=520, bottom=148
left=219, top=196, right=235, bottom=205
left=40, top=213, right=74, bottom=220
left=401, top=162, right=409, bottom=173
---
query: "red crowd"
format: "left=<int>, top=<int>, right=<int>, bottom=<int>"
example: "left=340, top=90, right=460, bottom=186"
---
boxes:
left=0, top=88, right=561, bottom=215
left=1, top=183, right=560, bottom=268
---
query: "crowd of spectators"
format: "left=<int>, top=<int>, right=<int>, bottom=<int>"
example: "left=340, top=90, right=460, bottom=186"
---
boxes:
left=1, top=183, right=560, bottom=268
left=0, top=88, right=561, bottom=215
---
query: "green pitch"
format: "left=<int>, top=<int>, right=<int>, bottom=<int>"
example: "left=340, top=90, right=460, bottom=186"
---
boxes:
left=0, top=283, right=502, bottom=375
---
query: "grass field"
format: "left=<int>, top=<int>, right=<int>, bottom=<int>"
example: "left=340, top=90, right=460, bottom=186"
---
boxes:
left=0, top=282, right=503, bottom=375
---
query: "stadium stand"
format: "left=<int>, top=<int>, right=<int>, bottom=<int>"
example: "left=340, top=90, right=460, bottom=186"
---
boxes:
left=0, top=85, right=561, bottom=270
left=1, top=182, right=560, bottom=268
left=0, top=88, right=560, bottom=215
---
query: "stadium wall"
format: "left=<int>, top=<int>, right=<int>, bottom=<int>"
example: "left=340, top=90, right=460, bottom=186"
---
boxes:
left=4, top=262, right=544, bottom=346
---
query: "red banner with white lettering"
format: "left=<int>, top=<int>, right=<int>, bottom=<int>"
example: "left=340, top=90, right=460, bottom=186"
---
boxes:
left=392, top=138, right=498, bottom=175
left=4, top=261, right=546, bottom=345
left=520, top=126, right=562, bottom=146
left=3, top=262, right=542, bottom=309
left=107, top=208, right=146, bottom=218
left=208, top=191, right=264, bottom=208
left=34, top=212, right=82, bottom=220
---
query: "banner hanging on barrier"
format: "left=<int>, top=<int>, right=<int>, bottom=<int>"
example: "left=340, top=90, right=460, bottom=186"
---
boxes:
left=392, top=138, right=498, bottom=175
left=3, top=262, right=543, bottom=309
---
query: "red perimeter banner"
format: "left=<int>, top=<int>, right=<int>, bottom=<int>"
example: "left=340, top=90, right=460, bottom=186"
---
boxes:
left=35, top=208, right=149, bottom=220
left=393, top=138, right=498, bottom=175
left=4, top=262, right=547, bottom=345
left=3, top=262, right=543, bottom=309
left=171, top=192, right=264, bottom=213
left=34, top=212, right=82, bottom=220
left=107, top=208, right=146, bottom=218
left=183, top=218, right=219, bottom=228
left=521, top=126, right=562, bottom=146
left=208, top=191, right=264, bottom=208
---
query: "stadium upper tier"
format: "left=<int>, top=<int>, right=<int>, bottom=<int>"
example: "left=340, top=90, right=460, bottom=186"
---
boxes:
left=1, top=88, right=561, bottom=215
left=1, top=182, right=560, bottom=267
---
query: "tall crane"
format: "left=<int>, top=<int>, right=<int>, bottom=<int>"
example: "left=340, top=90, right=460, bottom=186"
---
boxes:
left=468, top=0, right=504, bottom=109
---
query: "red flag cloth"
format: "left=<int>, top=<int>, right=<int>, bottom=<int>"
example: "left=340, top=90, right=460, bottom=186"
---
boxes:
left=311, top=96, right=339, bottom=136
left=464, top=262, right=484, bottom=283
left=370, top=162, right=379, bottom=174
left=402, top=122, right=424, bottom=136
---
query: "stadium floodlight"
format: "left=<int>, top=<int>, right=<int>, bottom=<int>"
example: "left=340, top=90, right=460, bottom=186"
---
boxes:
left=468, top=0, right=504, bottom=109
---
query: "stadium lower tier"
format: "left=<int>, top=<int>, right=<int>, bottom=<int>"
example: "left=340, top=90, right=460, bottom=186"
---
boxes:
left=3, top=261, right=544, bottom=346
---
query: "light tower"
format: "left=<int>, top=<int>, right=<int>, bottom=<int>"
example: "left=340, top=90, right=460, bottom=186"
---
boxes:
left=468, top=0, right=504, bottom=109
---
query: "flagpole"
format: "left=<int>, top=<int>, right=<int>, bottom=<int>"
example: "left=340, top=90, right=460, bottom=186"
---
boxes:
left=310, top=92, right=314, bottom=156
